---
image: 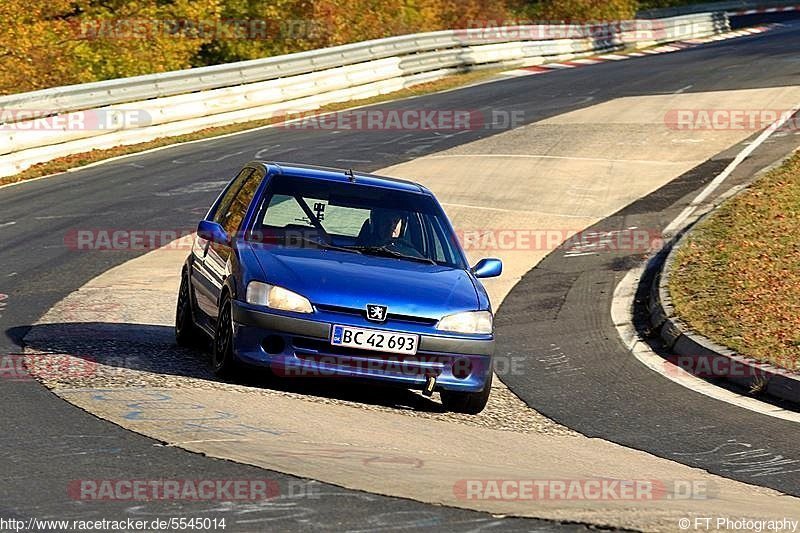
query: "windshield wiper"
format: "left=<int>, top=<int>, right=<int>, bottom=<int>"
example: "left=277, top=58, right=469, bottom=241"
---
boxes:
left=300, top=237, right=362, bottom=254
left=353, top=245, right=436, bottom=265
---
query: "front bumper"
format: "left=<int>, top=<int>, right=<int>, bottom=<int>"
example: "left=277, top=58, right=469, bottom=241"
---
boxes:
left=231, top=301, right=494, bottom=392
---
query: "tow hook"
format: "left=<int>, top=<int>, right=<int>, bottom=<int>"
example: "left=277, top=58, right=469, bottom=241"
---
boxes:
left=423, top=374, right=436, bottom=397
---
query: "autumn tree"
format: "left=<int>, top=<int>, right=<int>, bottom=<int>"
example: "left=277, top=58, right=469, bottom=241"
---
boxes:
left=72, top=0, right=221, bottom=81
left=2, top=0, right=647, bottom=96
left=192, top=0, right=318, bottom=65
left=525, top=0, right=639, bottom=21
left=0, top=0, right=220, bottom=95
left=0, top=1, right=83, bottom=94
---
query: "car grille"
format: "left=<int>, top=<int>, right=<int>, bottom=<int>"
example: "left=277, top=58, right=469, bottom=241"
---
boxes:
left=314, top=304, right=438, bottom=326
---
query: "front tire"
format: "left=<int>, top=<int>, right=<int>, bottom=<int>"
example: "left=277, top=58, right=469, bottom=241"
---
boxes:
left=440, top=374, right=492, bottom=414
left=175, top=272, right=203, bottom=347
left=212, top=294, right=239, bottom=378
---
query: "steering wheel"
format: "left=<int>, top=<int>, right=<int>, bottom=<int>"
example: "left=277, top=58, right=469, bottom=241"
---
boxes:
left=389, top=237, right=426, bottom=258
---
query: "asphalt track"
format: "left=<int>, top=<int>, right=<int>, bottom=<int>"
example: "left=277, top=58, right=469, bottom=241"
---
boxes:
left=496, top=116, right=800, bottom=496
left=1, top=16, right=799, bottom=530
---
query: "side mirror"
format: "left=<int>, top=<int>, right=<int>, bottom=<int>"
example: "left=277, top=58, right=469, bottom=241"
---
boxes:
left=472, top=258, right=502, bottom=279
left=197, top=220, right=230, bottom=246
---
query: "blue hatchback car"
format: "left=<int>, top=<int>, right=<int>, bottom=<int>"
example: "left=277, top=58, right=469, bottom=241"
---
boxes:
left=176, top=161, right=502, bottom=414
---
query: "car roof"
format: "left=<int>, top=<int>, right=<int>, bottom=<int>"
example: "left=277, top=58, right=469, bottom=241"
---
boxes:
left=249, top=161, right=430, bottom=195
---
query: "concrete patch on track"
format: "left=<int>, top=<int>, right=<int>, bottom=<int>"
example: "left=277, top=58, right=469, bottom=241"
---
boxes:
left=23, top=86, right=800, bottom=531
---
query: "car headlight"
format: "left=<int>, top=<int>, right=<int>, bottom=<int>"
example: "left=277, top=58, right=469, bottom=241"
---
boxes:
left=436, top=311, right=493, bottom=334
left=246, top=282, right=313, bottom=314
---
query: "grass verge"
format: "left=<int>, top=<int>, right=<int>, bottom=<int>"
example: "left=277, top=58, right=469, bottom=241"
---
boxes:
left=0, top=68, right=504, bottom=187
left=669, top=150, right=800, bottom=372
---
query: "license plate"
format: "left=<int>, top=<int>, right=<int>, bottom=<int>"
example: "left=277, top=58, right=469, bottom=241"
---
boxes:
left=331, top=325, right=419, bottom=355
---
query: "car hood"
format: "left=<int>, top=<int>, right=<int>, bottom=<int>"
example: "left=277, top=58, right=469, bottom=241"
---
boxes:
left=248, top=245, right=480, bottom=320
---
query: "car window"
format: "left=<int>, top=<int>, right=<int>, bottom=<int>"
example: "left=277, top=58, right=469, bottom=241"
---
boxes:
left=251, top=174, right=467, bottom=269
left=426, top=215, right=454, bottom=264
left=319, top=203, right=371, bottom=237
left=262, top=194, right=313, bottom=229
left=222, top=171, right=261, bottom=235
left=212, top=168, right=257, bottom=236
left=263, top=195, right=370, bottom=237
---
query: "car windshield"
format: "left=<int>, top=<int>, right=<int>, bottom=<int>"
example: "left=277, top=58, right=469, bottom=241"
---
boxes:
left=249, top=174, right=467, bottom=269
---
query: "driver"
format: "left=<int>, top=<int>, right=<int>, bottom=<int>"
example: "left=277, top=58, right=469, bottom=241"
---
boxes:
left=363, top=208, right=424, bottom=258
left=369, top=208, right=404, bottom=245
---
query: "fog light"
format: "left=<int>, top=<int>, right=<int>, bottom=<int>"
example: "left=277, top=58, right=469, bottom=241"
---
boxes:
left=452, top=358, right=472, bottom=380
left=262, top=335, right=285, bottom=355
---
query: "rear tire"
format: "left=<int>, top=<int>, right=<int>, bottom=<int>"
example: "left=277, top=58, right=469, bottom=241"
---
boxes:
left=440, top=374, right=492, bottom=415
left=212, top=294, right=239, bottom=378
left=175, top=272, right=203, bottom=348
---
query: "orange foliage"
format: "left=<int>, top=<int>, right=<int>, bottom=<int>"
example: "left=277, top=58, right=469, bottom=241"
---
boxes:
left=1, top=0, right=648, bottom=95
left=0, top=1, right=83, bottom=94
left=533, top=0, right=639, bottom=21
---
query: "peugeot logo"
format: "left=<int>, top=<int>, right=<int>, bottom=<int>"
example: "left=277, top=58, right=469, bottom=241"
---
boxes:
left=366, top=304, right=388, bottom=322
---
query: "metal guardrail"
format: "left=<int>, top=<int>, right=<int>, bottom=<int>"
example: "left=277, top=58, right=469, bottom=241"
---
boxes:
left=0, top=18, right=699, bottom=117
left=0, top=12, right=730, bottom=178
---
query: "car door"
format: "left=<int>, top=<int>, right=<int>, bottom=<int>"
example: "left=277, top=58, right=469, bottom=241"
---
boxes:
left=204, top=167, right=265, bottom=322
left=191, top=167, right=256, bottom=321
